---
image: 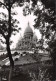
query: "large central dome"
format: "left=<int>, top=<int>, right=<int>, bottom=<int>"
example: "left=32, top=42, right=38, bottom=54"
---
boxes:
left=24, top=22, right=33, bottom=37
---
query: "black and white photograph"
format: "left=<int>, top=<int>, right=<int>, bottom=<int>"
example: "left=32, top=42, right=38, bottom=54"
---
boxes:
left=0, top=0, right=55, bottom=81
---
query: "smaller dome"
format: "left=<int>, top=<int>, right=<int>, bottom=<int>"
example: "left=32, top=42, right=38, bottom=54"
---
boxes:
left=18, top=36, right=22, bottom=42
left=33, top=33, right=37, bottom=40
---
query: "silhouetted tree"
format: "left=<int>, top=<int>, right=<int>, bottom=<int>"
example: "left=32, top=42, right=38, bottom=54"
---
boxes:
left=0, top=0, right=26, bottom=81
left=33, top=0, right=55, bottom=80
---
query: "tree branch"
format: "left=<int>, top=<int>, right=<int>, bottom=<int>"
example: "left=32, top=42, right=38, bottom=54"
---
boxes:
left=0, top=1, right=8, bottom=10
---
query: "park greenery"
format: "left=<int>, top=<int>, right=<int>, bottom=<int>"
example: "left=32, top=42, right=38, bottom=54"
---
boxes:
left=0, top=0, right=55, bottom=81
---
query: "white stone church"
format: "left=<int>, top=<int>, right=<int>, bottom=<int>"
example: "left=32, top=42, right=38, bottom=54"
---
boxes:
left=16, top=22, right=37, bottom=50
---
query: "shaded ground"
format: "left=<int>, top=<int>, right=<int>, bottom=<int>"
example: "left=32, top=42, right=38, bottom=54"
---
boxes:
left=0, top=62, right=39, bottom=81
left=11, top=72, right=32, bottom=81
left=0, top=51, right=52, bottom=81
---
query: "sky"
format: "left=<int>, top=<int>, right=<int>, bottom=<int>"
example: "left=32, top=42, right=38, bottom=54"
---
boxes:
left=0, top=0, right=41, bottom=49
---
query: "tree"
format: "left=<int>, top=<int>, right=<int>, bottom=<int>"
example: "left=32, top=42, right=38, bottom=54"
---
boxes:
left=33, top=0, right=55, bottom=80
left=0, top=0, right=25, bottom=81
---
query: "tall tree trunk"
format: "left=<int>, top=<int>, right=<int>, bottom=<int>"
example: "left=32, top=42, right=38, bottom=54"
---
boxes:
left=5, top=0, right=14, bottom=81
left=6, top=39, right=14, bottom=67
left=6, top=39, right=14, bottom=81
left=8, top=66, right=13, bottom=81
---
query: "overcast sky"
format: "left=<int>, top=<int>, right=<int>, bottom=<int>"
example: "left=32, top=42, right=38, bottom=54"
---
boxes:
left=0, top=1, right=41, bottom=49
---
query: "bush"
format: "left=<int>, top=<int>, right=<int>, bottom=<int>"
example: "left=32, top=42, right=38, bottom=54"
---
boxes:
left=14, top=52, right=18, bottom=56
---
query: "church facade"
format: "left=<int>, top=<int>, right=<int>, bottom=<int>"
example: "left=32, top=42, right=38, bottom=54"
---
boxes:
left=16, top=23, right=37, bottom=50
